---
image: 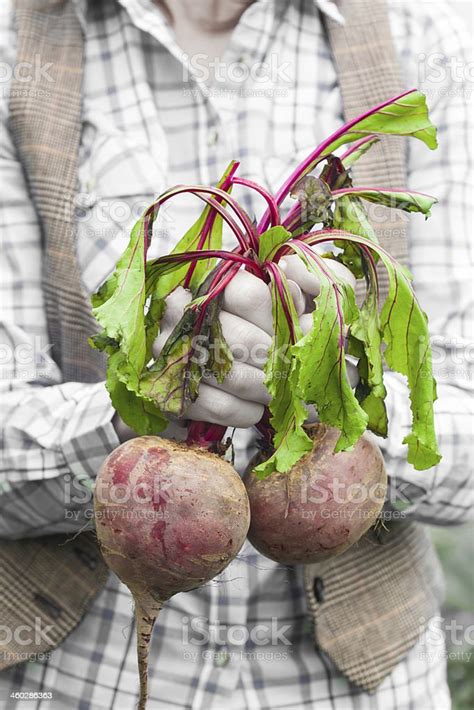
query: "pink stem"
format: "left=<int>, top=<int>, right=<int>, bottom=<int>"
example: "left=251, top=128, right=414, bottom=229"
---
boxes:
left=144, top=187, right=247, bottom=251
left=271, top=227, right=391, bottom=262
left=255, top=407, right=274, bottom=443
left=186, top=421, right=228, bottom=449
left=182, top=215, right=217, bottom=289
left=332, top=186, right=435, bottom=198
left=264, top=261, right=297, bottom=344
left=231, top=177, right=281, bottom=228
left=282, top=202, right=302, bottom=232
left=339, top=135, right=378, bottom=162
left=274, top=228, right=384, bottom=304
left=193, top=262, right=242, bottom=333
left=195, top=263, right=242, bottom=317
left=186, top=193, right=248, bottom=251
left=154, top=249, right=260, bottom=273
left=183, top=164, right=240, bottom=288
left=258, top=88, right=418, bottom=232
left=185, top=185, right=258, bottom=252
left=296, top=243, right=346, bottom=350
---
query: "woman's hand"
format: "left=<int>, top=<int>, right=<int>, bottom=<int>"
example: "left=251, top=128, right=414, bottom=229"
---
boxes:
left=152, top=271, right=300, bottom=428
left=116, top=255, right=360, bottom=440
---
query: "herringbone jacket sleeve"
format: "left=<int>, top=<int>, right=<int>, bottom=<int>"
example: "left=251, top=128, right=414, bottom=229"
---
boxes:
left=0, top=5, right=119, bottom=539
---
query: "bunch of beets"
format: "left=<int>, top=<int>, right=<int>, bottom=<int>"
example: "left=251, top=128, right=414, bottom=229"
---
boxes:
left=90, top=90, right=441, bottom=709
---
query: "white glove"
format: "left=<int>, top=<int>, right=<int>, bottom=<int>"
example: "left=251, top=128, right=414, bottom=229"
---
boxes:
left=152, top=252, right=358, bottom=431
left=152, top=270, right=299, bottom=428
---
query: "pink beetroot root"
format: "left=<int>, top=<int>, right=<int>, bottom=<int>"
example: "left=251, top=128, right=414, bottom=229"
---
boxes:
left=244, top=424, right=387, bottom=565
left=94, top=436, right=250, bottom=709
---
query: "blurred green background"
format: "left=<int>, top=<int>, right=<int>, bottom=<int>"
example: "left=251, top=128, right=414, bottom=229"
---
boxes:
left=431, top=524, right=474, bottom=710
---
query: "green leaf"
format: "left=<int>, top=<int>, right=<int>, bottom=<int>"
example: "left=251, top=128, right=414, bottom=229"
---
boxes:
left=88, top=331, right=119, bottom=355
left=208, top=316, right=233, bottom=383
left=321, top=90, right=438, bottom=157
left=145, top=287, right=166, bottom=362
left=107, top=351, right=168, bottom=435
left=258, top=226, right=292, bottom=262
left=375, top=252, right=441, bottom=469
left=187, top=213, right=223, bottom=291
left=348, top=263, right=388, bottom=436
left=91, top=215, right=151, bottom=385
left=290, top=244, right=369, bottom=451
left=139, top=273, right=233, bottom=417
left=341, top=137, right=380, bottom=168
left=333, top=188, right=437, bottom=217
left=332, top=194, right=377, bottom=278
left=89, top=198, right=181, bottom=436
left=290, top=175, right=333, bottom=225
left=91, top=272, right=119, bottom=309
left=333, top=195, right=377, bottom=241
left=349, top=337, right=388, bottom=438
left=90, top=162, right=238, bottom=437
left=293, top=232, right=441, bottom=469
left=254, top=267, right=312, bottom=478
left=139, top=309, right=202, bottom=416
left=152, top=211, right=209, bottom=298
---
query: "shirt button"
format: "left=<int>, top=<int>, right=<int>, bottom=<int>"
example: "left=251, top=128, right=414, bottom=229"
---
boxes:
left=207, top=127, right=219, bottom=146
left=313, top=576, right=325, bottom=603
left=214, top=649, right=230, bottom=668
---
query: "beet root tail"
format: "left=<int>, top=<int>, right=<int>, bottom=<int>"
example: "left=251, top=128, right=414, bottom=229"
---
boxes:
left=134, top=598, right=163, bottom=710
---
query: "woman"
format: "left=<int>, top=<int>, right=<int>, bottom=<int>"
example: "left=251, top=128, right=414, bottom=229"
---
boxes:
left=0, top=0, right=472, bottom=707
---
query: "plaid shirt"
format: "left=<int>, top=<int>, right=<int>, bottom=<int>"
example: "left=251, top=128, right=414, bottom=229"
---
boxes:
left=0, top=0, right=472, bottom=707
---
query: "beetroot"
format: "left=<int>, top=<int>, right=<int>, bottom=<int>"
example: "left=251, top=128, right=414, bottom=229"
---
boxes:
left=94, top=436, right=250, bottom=709
left=89, top=89, right=441, bottom=708
left=244, top=424, right=387, bottom=565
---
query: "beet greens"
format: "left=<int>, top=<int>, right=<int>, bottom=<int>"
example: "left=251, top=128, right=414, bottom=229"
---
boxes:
left=91, top=89, right=441, bottom=475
